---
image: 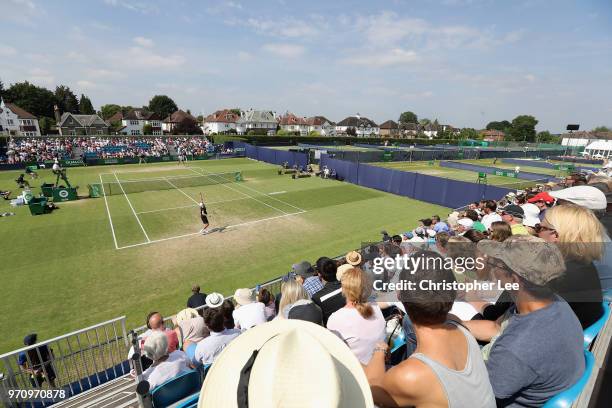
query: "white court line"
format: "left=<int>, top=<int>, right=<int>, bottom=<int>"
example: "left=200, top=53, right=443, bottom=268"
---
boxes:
left=99, top=174, right=119, bottom=249
left=136, top=196, right=253, bottom=215
left=187, top=167, right=290, bottom=215
left=268, top=191, right=286, bottom=195
left=193, top=166, right=306, bottom=212
left=164, top=177, right=199, bottom=205
left=113, top=172, right=151, bottom=243
left=116, top=210, right=307, bottom=250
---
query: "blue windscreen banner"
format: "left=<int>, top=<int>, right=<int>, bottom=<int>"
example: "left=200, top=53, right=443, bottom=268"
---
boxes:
left=502, top=158, right=599, bottom=173
left=244, top=143, right=308, bottom=168
left=320, top=155, right=514, bottom=209
left=439, top=160, right=554, bottom=182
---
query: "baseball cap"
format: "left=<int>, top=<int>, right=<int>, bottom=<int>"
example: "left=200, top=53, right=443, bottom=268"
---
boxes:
left=549, top=186, right=607, bottom=210
left=457, top=218, right=474, bottom=229
left=501, top=204, right=524, bottom=218
left=292, top=261, right=314, bottom=278
left=477, top=235, right=565, bottom=286
left=528, top=192, right=555, bottom=204
left=521, top=203, right=540, bottom=227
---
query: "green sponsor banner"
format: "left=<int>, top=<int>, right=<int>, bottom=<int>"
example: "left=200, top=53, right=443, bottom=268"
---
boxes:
left=494, top=170, right=518, bottom=178
left=382, top=152, right=393, bottom=162
left=554, top=164, right=575, bottom=171
left=62, top=159, right=84, bottom=167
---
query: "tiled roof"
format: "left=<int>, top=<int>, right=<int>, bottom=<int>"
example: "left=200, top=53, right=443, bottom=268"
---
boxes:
left=124, top=109, right=159, bottom=121
left=562, top=131, right=612, bottom=140
left=279, top=112, right=308, bottom=126
left=480, top=129, right=505, bottom=137
left=336, top=115, right=378, bottom=128
left=59, top=112, right=108, bottom=127
left=5, top=103, right=36, bottom=119
left=306, top=116, right=334, bottom=126
left=205, top=109, right=240, bottom=123
left=107, top=112, right=123, bottom=122
left=163, top=110, right=197, bottom=123
left=379, top=120, right=398, bottom=129
left=241, top=110, right=276, bottom=123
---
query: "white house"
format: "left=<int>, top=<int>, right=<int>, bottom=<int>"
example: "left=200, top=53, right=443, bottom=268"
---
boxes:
left=202, top=109, right=240, bottom=134
left=109, top=109, right=162, bottom=136
left=0, top=98, right=41, bottom=136
left=237, top=109, right=277, bottom=135
left=336, top=114, right=379, bottom=137
left=278, top=112, right=309, bottom=135
left=306, top=116, right=335, bottom=136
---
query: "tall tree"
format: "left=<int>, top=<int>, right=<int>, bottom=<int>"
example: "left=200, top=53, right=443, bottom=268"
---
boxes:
left=38, top=116, right=56, bottom=135
left=419, top=118, right=431, bottom=126
left=78, top=94, right=95, bottom=114
left=593, top=126, right=610, bottom=132
left=509, top=115, right=538, bottom=142
left=458, top=128, right=479, bottom=140
left=0, top=78, right=4, bottom=100
left=398, top=111, right=418, bottom=124
left=172, top=117, right=202, bottom=135
left=486, top=120, right=511, bottom=132
left=99, top=104, right=122, bottom=119
left=55, top=85, right=79, bottom=114
left=148, top=95, right=178, bottom=120
left=3, top=81, right=57, bottom=118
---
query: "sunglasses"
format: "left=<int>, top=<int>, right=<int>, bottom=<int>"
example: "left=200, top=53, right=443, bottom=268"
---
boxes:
left=534, top=224, right=557, bottom=234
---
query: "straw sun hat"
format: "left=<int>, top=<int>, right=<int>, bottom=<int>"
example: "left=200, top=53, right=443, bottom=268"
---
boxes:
left=198, top=319, right=374, bottom=408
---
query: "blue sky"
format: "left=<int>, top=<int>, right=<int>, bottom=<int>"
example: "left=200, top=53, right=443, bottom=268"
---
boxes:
left=0, top=0, right=611, bottom=132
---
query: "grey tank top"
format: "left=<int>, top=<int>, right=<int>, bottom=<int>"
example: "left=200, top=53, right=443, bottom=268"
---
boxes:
left=410, top=321, right=496, bottom=408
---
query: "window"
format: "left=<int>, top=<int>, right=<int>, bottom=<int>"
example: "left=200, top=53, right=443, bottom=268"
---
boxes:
left=7, top=119, right=14, bottom=125
left=131, top=130, right=141, bottom=136
left=70, top=130, right=76, bottom=136
left=97, top=129, right=103, bottom=135
left=130, top=120, right=139, bottom=126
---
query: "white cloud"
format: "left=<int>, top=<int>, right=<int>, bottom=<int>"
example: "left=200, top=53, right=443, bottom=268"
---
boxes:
left=0, top=44, right=17, bottom=57
left=344, top=48, right=419, bottom=67
left=28, top=68, right=54, bottom=86
left=121, top=47, right=185, bottom=69
left=0, top=0, right=41, bottom=25
left=103, top=0, right=158, bottom=14
left=85, top=68, right=124, bottom=79
left=262, top=43, right=305, bottom=58
left=76, top=80, right=96, bottom=89
left=133, top=36, right=154, bottom=48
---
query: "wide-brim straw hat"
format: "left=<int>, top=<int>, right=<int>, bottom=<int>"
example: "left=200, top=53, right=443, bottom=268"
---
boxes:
left=198, top=319, right=374, bottom=408
left=345, top=250, right=362, bottom=266
left=234, top=288, right=255, bottom=306
left=205, top=292, right=224, bottom=308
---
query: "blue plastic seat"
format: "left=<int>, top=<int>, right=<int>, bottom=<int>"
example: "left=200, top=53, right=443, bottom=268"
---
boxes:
left=583, top=301, right=611, bottom=349
left=542, top=350, right=595, bottom=408
left=150, top=370, right=201, bottom=408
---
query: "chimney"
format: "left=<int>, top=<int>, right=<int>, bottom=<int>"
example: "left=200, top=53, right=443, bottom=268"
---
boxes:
left=54, top=105, right=61, bottom=124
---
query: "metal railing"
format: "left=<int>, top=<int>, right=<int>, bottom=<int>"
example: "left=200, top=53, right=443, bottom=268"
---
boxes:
left=0, top=317, right=129, bottom=407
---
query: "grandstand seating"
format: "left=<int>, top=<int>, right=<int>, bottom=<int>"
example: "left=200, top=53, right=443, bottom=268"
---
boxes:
left=542, top=350, right=595, bottom=408
left=150, top=370, right=201, bottom=408
left=583, top=301, right=611, bottom=349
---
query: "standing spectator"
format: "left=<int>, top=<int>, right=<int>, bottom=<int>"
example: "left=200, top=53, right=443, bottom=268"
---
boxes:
left=312, top=258, right=345, bottom=325
left=364, top=251, right=496, bottom=408
left=537, top=204, right=604, bottom=328
left=481, top=200, right=502, bottom=230
left=464, top=236, right=584, bottom=407
left=186, top=285, right=207, bottom=311
left=489, top=221, right=512, bottom=242
left=327, top=267, right=385, bottom=364
left=18, top=334, right=57, bottom=388
left=194, top=305, right=241, bottom=366
left=142, top=332, right=191, bottom=389
left=232, top=288, right=266, bottom=330
left=292, top=261, right=323, bottom=297
left=499, top=205, right=529, bottom=235
left=257, top=288, right=276, bottom=320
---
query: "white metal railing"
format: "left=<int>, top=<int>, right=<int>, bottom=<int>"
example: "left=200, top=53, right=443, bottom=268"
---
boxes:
left=0, top=317, right=129, bottom=407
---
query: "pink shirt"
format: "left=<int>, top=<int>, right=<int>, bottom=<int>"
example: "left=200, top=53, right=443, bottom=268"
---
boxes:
left=327, top=305, right=386, bottom=364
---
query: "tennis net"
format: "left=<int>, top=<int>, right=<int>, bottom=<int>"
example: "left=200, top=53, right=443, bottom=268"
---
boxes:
left=102, top=171, right=241, bottom=196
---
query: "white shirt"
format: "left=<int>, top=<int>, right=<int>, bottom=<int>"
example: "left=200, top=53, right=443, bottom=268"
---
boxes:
left=233, top=302, right=267, bottom=330
left=327, top=305, right=386, bottom=364
left=142, top=350, right=190, bottom=389
left=481, top=212, right=502, bottom=230
left=194, top=329, right=241, bottom=365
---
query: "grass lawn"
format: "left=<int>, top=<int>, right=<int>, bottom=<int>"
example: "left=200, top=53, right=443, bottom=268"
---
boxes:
left=373, top=160, right=543, bottom=190
left=0, top=158, right=449, bottom=353
left=460, top=159, right=561, bottom=176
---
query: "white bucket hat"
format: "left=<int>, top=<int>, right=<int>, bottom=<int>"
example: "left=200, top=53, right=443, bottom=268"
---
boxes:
left=198, top=319, right=374, bottom=408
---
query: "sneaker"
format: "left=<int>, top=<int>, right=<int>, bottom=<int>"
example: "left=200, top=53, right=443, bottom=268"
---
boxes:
left=201, top=230, right=208, bottom=235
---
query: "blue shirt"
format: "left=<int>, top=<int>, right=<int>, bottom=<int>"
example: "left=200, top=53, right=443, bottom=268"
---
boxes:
left=433, top=221, right=450, bottom=233
left=303, top=276, right=323, bottom=297
left=486, top=297, right=584, bottom=407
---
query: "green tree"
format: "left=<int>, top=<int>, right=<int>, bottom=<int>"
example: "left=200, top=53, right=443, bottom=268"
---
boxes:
left=346, top=126, right=357, bottom=136
left=172, top=117, right=202, bottom=135
left=109, top=120, right=123, bottom=134
left=38, top=116, right=56, bottom=135
left=486, top=120, right=511, bottom=131
left=436, top=128, right=454, bottom=140
left=398, top=111, right=418, bottom=124
left=3, top=81, right=57, bottom=118
left=99, top=104, right=122, bottom=119
left=148, top=95, right=178, bottom=120
left=536, top=131, right=560, bottom=143
left=230, top=108, right=241, bottom=116
left=458, top=128, right=479, bottom=140
left=196, top=114, right=204, bottom=123
left=308, top=130, right=321, bottom=137
left=78, top=94, right=95, bottom=114
left=55, top=85, right=79, bottom=113
left=0, top=78, right=4, bottom=100
left=509, top=115, right=538, bottom=142
left=419, top=118, right=431, bottom=126
left=142, top=123, right=153, bottom=135
left=276, top=129, right=290, bottom=136
left=593, top=126, right=610, bottom=132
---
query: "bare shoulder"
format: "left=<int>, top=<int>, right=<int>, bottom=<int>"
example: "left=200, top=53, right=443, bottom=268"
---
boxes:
left=385, top=357, right=437, bottom=397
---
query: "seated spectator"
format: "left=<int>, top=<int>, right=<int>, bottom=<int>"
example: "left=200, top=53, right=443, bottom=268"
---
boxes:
left=219, top=297, right=236, bottom=330
left=463, top=229, right=487, bottom=243
left=455, top=218, right=474, bottom=235
left=489, top=221, right=512, bottom=242
left=257, top=288, right=276, bottom=320
left=186, top=285, right=207, bottom=311
left=232, top=288, right=266, bottom=330
left=434, top=231, right=451, bottom=255
left=18, top=333, right=57, bottom=388
left=277, top=279, right=310, bottom=319
left=499, top=205, right=529, bottom=235
left=465, top=209, right=487, bottom=233
left=194, top=304, right=241, bottom=366
left=527, top=191, right=555, bottom=221
left=537, top=204, right=604, bottom=328
left=464, top=236, right=584, bottom=407
left=365, top=251, right=496, bottom=408
left=327, top=267, right=385, bottom=364
left=198, top=319, right=373, bottom=407
left=431, top=215, right=450, bottom=233
left=481, top=200, right=502, bottom=230
left=142, top=332, right=191, bottom=389
left=520, top=203, right=541, bottom=235
left=287, top=299, right=323, bottom=325
left=144, top=312, right=179, bottom=353
left=292, top=261, right=323, bottom=297
left=311, top=258, right=345, bottom=325
left=173, top=308, right=208, bottom=362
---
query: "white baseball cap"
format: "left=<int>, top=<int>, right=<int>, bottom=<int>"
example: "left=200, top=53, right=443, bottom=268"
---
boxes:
left=549, top=186, right=606, bottom=210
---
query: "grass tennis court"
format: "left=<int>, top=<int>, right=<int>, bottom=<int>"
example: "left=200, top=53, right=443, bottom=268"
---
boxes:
left=269, top=144, right=376, bottom=152
left=374, top=159, right=546, bottom=190
left=0, top=158, right=449, bottom=352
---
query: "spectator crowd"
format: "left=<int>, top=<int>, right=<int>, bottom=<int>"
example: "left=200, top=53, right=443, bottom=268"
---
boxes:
left=123, top=169, right=611, bottom=407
